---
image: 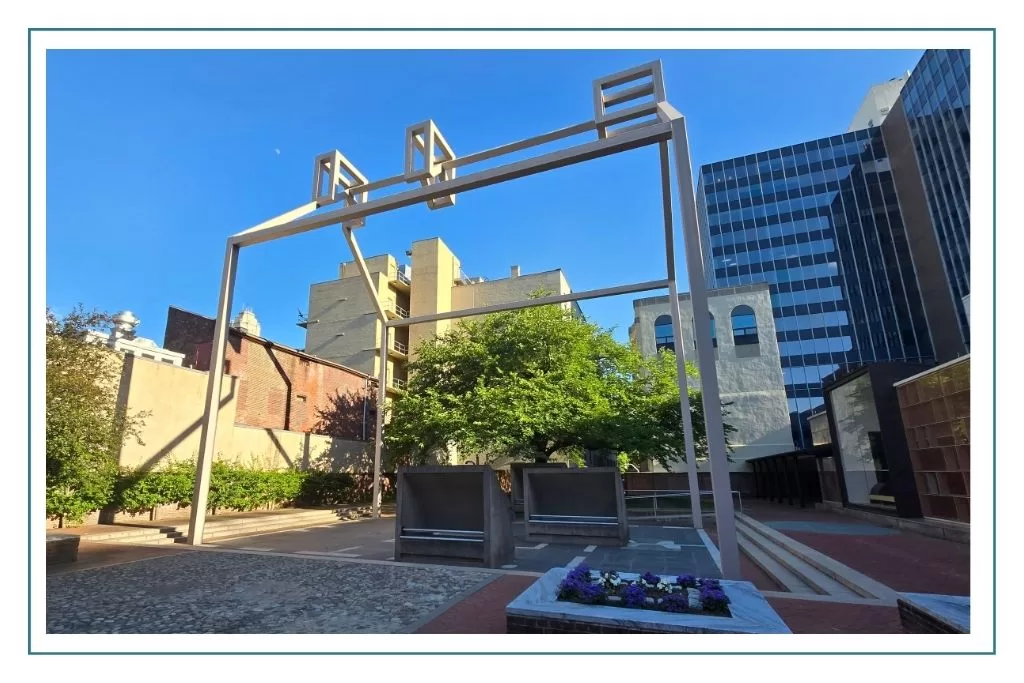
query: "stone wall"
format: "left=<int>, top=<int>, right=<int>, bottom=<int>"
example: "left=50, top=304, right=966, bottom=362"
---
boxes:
left=629, top=284, right=794, bottom=470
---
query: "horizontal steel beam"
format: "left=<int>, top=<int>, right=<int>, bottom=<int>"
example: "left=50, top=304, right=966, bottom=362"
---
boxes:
left=443, top=120, right=597, bottom=170
left=385, top=278, right=669, bottom=328
left=230, top=121, right=672, bottom=248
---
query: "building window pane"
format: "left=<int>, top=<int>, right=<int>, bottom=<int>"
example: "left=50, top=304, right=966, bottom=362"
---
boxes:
left=731, top=305, right=759, bottom=345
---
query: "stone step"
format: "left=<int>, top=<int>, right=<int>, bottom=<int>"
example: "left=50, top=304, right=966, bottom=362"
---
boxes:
left=736, top=534, right=817, bottom=594
left=735, top=520, right=858, bottom=598
left=735, top=512, right=898, bottom=602
left=97, top=507, right=371, bottom=545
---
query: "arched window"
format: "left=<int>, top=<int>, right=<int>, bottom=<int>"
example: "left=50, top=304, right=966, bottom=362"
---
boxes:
left=731, top=305, right=759, bottom=345
left=654, top=314, right=674, bottom=352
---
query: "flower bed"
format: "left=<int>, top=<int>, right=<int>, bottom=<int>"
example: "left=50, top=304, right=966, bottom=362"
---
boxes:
left=556, top=565, right=731, bottom=617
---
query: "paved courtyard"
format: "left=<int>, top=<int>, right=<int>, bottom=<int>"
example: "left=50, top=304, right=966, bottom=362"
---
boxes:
left=204, top=517, right=722, bottom=577
left=46, top=501, right=970, bottom=635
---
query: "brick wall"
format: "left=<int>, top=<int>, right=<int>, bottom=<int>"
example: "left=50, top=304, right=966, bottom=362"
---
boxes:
left=195, top=334, right=374, bottom=437
left=163, top=306, right=216, bottom=366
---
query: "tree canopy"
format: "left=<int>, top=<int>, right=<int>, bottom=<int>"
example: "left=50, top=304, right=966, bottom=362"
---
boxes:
left=383, top=299, right=734, bottom=470
left=46, top=306, right=146, bottom=524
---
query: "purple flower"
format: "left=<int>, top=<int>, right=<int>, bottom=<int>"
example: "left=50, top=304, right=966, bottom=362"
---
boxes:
left=699, top=578, right=722, bottom=590
left=567, top=564, right=593, bottom=583
left=676, top=574, right=697, bottom=589
left=578, top=583, right=606, bottom=604
left=660, top=593, right=690, bottom=613
left=623, top=584, right=647, bottom=609
left=557, top=576, right=583, bottom=600
left=639, top=571, right=661, bottom=586
left=699, top=586, right=730, bottom=613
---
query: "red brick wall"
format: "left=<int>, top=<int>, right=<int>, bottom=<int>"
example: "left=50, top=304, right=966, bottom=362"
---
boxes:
left=194, top=333, right=372, bottom=438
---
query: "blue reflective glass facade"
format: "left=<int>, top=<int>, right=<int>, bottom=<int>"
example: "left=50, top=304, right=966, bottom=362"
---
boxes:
left=697, top=128, right=934, bottom=448
left=901, top=49, right=971, bottom=348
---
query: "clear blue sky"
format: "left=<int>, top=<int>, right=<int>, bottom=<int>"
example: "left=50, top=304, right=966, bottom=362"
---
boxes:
left=46, top=49, right=923, bottom=347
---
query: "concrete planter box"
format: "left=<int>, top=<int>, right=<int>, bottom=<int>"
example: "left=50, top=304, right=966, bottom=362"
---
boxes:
left=524, top=467, right=628, bottom=546
left=506, top=568, right=791, bottom=634
left=897, top=593, right=970, bottom=633
left=394, top=466, right=514, bottom=568
left=46, top=534, right=80, bottom=566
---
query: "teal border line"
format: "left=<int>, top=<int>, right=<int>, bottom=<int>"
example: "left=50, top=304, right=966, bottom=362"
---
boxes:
left=28, top=27, right=995, bottom=656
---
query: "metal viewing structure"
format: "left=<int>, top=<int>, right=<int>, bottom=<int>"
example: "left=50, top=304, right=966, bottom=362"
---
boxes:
left=185, top=60, right=742, bottom=579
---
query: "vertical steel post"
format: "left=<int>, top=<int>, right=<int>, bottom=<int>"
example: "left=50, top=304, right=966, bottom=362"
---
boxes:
left=667, top=115, right=741, bottom=579
left=659, top=141, right=704, bottom=530
left=371, top=324, right=388, bottom=517
left=187, top=241, right=239, bottom=545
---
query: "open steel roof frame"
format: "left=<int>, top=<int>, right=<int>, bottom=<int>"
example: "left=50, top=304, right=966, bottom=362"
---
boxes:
left=185, top=61, right=742, bottom=578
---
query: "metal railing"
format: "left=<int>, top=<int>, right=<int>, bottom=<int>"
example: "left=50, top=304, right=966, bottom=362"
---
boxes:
left=390, top=377, right=407, bottom=390
left=385, top=299, right=410, bottom=318
left=623, top=489, right=743, bottom=521
left=391, top=339, right=408, bottom=354
left=395, top=270, right=412, bottom=285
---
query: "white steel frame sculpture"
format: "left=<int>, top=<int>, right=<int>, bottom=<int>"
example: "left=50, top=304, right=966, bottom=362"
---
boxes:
left=185, top=61, right=742, bottom=579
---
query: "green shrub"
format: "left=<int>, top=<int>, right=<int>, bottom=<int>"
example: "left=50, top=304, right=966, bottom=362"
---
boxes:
left=100, top=461, right=384, bottom=517
left=115, top=459, right=196, bottom=514
left=298, top=471, right=357, bottom=506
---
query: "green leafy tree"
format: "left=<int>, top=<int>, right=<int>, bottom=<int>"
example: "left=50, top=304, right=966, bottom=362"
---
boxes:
left=46, top=306, right=147, bottom=525
left=384, top=297, right=734, bottom=470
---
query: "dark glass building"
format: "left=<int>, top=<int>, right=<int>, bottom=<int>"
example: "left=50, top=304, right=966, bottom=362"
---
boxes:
left=696, top=127, right=935, bottom=448
left=882, top=49, right=971, bottom=358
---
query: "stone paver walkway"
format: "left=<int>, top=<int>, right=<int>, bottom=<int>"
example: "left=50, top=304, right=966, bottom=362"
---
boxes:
left=47, top=549, right=493, bottom=634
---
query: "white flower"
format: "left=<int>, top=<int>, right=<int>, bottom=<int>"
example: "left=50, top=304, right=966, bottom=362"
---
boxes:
left=656, top=580, right=672, bottom=592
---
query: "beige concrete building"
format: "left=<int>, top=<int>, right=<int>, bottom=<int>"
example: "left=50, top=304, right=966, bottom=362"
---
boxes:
left=629, top=283, right=794, bottom=472
left=304, top=237, right=574, bottom=392
left=86, top=310, right=185, bottom=366
left=847, top=73, right=910, bottom=132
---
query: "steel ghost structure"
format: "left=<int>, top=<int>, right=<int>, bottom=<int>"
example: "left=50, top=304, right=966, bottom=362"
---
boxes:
left=185, top=61, right=742, bottom=579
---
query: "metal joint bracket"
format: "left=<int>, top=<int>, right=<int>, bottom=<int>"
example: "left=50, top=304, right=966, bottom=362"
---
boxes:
left=593, top=61, right=667, bottom=139
left=312, top=150, right=369, bottom=227
left=404, top=120, right=457, bottom=209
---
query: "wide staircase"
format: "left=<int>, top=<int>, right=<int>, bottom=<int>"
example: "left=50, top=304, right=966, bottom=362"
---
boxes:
left=76, top=506, right=376, bottom=546
left=735, top=512, right=898, bottom=604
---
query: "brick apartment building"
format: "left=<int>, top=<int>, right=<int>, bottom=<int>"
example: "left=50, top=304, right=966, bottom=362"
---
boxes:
left=163, top=306, right=375, bottom=440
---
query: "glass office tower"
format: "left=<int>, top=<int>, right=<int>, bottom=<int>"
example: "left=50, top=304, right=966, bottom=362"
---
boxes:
left=900, top=48, right=971, bottom=348
left=696, top=128, right=934, bottom=448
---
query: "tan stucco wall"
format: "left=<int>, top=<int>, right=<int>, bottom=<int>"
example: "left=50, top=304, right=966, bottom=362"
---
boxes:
left=227, top=425, right=372, bottom=472
left=116, top=355, right=370, bottom=472
left=409, top=237, right=460, bottom=359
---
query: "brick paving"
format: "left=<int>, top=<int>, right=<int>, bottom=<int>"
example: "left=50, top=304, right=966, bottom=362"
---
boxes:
left=766, top=598, right=903, bottom=634
left=416, top=574, right=538, bottom=634
left=743, top=501, right=970, bottom=596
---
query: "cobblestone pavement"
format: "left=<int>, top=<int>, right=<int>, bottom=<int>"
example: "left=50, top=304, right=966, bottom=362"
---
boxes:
left=47, top=550, right=494, bottom=634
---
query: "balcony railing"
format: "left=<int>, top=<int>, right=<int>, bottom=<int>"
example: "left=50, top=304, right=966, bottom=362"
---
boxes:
left=392, top=339, right=408, bottom=355
left=385, top=299, right=410, bottom=318
left=396, top=270, right=411, bottom=286
left=390, top=377, right=407, bottom=390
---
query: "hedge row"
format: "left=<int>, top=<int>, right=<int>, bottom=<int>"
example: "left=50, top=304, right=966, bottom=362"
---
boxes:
left=113, top=460, right=395, bottom=515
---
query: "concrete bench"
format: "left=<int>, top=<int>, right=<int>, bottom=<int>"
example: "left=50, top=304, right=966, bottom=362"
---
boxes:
left=510, top=462, right=567, bottom=514
left=46, top=533, right=80, bottom=566
left=524, top=467, right=629, bottom=546
left=394, top=466, right=514, bottom=567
